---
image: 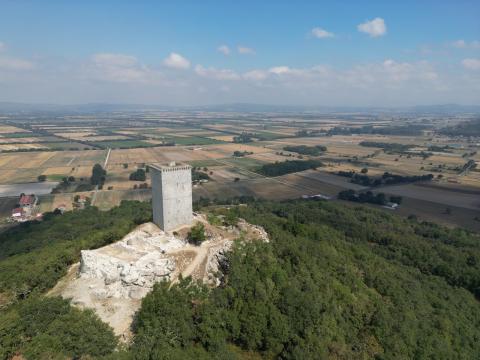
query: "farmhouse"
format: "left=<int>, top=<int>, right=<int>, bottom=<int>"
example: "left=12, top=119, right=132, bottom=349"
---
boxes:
left=19, top=194, right=37, bottom=207
left=11, top=193, right=38, bottom=221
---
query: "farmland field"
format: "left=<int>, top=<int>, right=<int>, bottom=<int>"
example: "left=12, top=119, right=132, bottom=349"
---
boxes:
left=0, top=111, right=478, bottom=231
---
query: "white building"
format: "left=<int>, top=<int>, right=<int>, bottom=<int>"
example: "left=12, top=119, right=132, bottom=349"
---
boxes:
left=150, top=162, right=193, bottom=232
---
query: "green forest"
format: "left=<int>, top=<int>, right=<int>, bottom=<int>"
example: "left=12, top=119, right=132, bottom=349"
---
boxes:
left=1, top=199, right=480, bottom=359
left=283, top=145, right=327, bottom=156
left=258, top=159, right=323, bottom=177
left=439, top=118, right=480, bottom=137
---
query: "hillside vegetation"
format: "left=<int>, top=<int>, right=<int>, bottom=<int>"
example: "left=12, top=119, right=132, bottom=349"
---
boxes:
left=1, top=199, right=480, bottom=359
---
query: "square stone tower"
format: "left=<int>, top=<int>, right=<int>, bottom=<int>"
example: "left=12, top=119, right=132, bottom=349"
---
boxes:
left=150, top=162, right=193, bottom=232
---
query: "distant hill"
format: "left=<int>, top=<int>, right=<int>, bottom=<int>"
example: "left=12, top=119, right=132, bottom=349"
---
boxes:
left=0, top=101, right=479, bottom=114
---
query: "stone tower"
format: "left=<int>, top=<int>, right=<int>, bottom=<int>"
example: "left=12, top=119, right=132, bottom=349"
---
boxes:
left=150, top=162, right=193, bottom=232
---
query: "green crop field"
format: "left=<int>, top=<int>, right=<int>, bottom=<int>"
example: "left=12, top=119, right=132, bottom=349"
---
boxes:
left=222, top=156, right=267, bottom=170
left=92, top=140, right=154, bottom=149
left=167, top=136, right=224, bottom=146
left=187, top=159, right=223, bottom=168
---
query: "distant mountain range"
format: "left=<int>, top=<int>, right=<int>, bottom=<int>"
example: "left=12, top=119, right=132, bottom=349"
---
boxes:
left=0, top=102, right=479, bottom=114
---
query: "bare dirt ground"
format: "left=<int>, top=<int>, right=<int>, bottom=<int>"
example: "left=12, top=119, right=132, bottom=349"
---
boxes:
left=49, top=215, right=269, bottom=341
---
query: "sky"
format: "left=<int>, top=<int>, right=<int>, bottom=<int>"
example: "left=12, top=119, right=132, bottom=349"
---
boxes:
left=0, top=0, right=479, bottom=106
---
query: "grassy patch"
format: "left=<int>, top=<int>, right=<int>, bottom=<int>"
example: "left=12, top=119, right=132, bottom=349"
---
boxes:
left=46, top=174, right=67, bottom=181
left=0, top=132, right=36, bottom=138
left=223, top=157, right=267, bottom=170
left=254, top=131, right=289, bottom=140
left=187, top=159, right=223, bottom=168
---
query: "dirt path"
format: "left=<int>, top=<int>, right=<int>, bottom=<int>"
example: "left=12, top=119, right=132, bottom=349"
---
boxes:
left=103, top=148, right=111, bottom=169
left=67, top=155, right=77, bottom=166
left=91, top=148, right=111, bottom=206
left=170, top=245, right=208, bottom=278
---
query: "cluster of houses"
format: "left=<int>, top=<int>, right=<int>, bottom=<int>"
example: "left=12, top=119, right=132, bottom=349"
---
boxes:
left=9, top=193, right=90, bottom=222
left=11, top=193, right=41, bottom=222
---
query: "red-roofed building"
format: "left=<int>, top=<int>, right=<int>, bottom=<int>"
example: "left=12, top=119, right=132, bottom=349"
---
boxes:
left=11, top=207, right=25, bottom=218
left=19, top=194, right=37, bottom=207
left=11, top=194, right=38, bottom=222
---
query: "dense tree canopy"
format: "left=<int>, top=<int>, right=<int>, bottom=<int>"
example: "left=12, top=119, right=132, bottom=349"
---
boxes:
left=1, top=199, right=480, bottom=359
left=129, top=199, right=480, bottom=359
left=258, top=159, right=323, bottom=177
left=90, top=163, right=107, bottom=185
left=0, top=201, right=151, bottom=300
left=129, top=168, right=147, bottom=181
left=283, top=145, right=327, bottom=156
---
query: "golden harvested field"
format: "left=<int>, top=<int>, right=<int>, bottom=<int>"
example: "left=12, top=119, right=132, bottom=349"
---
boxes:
left=0, top=143, right=48, bottom=151
left=322, top=163, right=386, bottom=176
left=70, top=166, right=94, bottom=178
left=428, top=154, right=466, bottom=165
left=203, top=143, right=268, bottom=156
left=249, top=152, right=290, bottom=163
left=108, top=147, right=218, bottom=165
left=103, top=164, right=151, bottom=190
left=82, top=135, right=130, bottom=141
left=51, top=193, right=74, bottom=211
left=42, top=150, right=107, bottom=167
left=266, top=127, right=298, bottom=135
left=0, top=150, right=107, bottom=184
left=0, top=152, right=57, bottom=168
left=0, top=125, right=26, bottom=133
left=41, top=166, right=75, bottom=175
left=0, top=137, right=46, bottom=143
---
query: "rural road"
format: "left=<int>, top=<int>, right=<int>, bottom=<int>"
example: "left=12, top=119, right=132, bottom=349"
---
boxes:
left=67, top=155, right=77, bottom=166
left=91, top=148, right=111, bottom=206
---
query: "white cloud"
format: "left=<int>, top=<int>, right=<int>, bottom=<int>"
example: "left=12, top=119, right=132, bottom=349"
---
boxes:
left=88, top=53, right=149, bottom=82
left=311, top=27, right=334, bottom=39
left=163, top=52, right=190, bottom=69
left=0, top=41, right=34, bottom=70
left=357, top=17, right=387, bottom=38
left=92, top=53, right=137, bottom=67
left=237, top=46, right=255, bottom=55
left=217, top=45, right=230, bottom=56
left=451, top=40, right=480, bottom=49
left=462, top=58, right=480, bottom=70
left=269, top=66, right=292, bottom=75
left=195, top=65, right=240, bottom=80
left=0, top=56, right=34, bottom=70
left=452, top=40, right=467, bottom=48
left=1, top=49, right=475, bottom=107
left=243, top=69, right=268, bottom=81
